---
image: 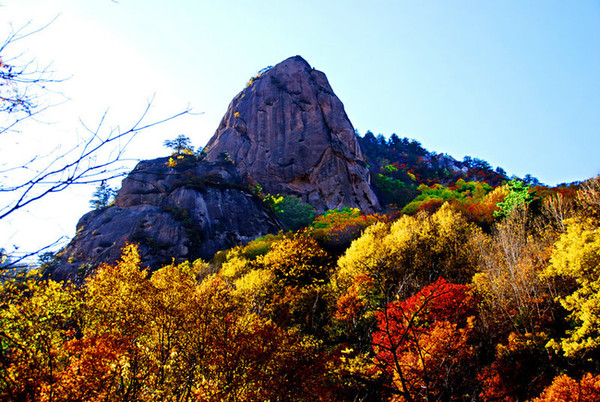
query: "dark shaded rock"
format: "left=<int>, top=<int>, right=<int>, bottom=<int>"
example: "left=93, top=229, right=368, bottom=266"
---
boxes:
left=49, top=157, right=281, bottom=282
left=204, top=56, right=379, bottom=213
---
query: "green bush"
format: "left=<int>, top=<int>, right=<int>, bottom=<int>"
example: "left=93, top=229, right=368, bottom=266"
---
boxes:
left=264, top=194, right=315, bottom=231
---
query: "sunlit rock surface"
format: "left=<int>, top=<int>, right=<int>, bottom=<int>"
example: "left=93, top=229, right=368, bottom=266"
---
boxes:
left=205, top=56, right=379, bottom=213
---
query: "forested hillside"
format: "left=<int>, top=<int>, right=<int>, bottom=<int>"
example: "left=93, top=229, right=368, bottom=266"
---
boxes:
left=2, top=1, right=599, bottom=399
left=2, top=173, right=598, bottom=400
left=358, top=130, right=515, bottom=210
left=0, top=44, right=594, bottom=401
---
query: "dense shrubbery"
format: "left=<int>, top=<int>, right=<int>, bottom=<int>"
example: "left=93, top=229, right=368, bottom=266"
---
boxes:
left=2, top=176, right=600, bottom=400
left=308, top=207, right=386, bottom=252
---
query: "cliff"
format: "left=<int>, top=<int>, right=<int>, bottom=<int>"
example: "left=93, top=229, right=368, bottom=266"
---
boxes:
left=204, top=56, right=379, bottom=213
left=50, top=55, right=384, bottom=279
left=49, top=157, right=281, bottom=281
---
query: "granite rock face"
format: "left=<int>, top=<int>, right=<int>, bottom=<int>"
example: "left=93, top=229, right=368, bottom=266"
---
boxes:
left=49, top=157, right=281, bottom=282
left=205, top=56, right=379, bottom=213
left=50, top=56, right=380, bottom=281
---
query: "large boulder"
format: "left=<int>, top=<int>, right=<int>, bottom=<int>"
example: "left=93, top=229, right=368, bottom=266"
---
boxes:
left=204, top=56, right=379, bottom=213
left=49, top=157, right=281, bottom=282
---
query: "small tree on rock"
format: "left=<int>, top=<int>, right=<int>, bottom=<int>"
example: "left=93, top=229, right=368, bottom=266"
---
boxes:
left=164, top=134, right=194, bottom=155
left=90, top=181, right=117, bottom=210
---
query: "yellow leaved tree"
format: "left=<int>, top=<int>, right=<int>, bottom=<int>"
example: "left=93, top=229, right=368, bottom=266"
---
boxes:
left=541, top=217, right=600, bottom=356
left=0, top=275, right=83, bottom=400
left=334, top=203, right=480, bottom=310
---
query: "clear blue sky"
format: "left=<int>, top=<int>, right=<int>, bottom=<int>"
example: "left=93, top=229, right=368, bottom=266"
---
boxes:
left=1, top=0, right=600, bottom=256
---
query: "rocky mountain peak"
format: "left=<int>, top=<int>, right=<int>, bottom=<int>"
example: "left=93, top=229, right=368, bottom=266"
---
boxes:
left=49, top=157, right=281, bottom=282
left=205, top=56, right=379, bottom=212
left=49, top=56, right=380, bottom=280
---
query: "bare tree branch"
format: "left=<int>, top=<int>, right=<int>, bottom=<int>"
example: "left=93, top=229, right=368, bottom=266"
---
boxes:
left=0, top=100, right=191, bottom=221
left=1, top=17, right=65, bottom=135
left=0, top=236, right=67, bottom=273
left=0, top=16, right=192, bottom=268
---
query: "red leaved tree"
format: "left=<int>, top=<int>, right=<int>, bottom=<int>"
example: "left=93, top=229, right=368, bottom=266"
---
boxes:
left=372, top=278, right=479, bottom=401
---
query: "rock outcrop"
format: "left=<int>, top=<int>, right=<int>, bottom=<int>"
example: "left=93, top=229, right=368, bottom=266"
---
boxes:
left=49, top=157, right=281, bottom=282
left=50, top=55, right=381, bottom=280
left=205, top=56, right=379, bottom=213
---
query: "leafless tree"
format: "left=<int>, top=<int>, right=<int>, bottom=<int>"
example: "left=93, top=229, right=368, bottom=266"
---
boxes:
left=0, top=18, right=64, bottom=135
left=578, top=175, right=600, bottom=219
left=0, top=102, right=190, bottom=222
left=542, top=192, right=573, bottom=232
left=0, top=20, right=191, bottom=271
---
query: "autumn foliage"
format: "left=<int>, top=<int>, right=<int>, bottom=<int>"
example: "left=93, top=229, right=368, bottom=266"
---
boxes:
left=2, top=175, right=600, bottom=400
left=309, top=207, right=385, bottom=251
left=372, top=278, right=478, bottom=401
left=534, top=373, right=600, bottom=402
left=0, top=244, right=340, bottom=401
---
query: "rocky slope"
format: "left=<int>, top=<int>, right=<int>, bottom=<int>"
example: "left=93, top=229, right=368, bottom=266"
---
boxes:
left=204, top=56, right=379, bottom=213
left=49, top=157, right=281, bottom=282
